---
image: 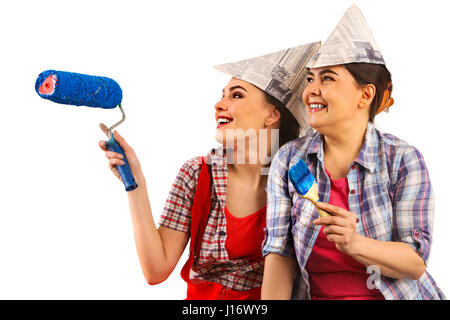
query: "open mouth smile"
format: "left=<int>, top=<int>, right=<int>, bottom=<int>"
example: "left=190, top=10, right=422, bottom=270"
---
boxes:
left=309, top=103, right=327, bottom=113
left=217, top=116, right=233, bottom=129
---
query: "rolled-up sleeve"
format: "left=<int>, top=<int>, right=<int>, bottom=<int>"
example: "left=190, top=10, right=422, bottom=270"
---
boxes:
left=262, top=145, right=295, bottom=259
left=392, top=146, right=434, bottom=263
left=159, top=158, right=200, bottom=233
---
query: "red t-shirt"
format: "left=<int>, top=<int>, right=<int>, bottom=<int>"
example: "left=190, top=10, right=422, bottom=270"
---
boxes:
left=225, top=205, right=266, bottom=261
left=306, top=169, right=385, bottom=300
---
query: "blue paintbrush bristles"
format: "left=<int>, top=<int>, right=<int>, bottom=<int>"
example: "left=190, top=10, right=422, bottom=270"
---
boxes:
left=288, top=158, right=316, bottom=195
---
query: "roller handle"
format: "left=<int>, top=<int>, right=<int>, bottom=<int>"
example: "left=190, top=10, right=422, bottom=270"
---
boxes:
left=106, top=135, right=138, bottom=192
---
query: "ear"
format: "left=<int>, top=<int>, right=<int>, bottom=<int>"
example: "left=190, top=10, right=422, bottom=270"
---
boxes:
left=358, top=84, right=376, bottom=110
left=265, top=107, right=281, bottom=127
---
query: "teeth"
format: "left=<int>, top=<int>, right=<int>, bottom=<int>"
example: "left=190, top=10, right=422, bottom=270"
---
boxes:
left=310, top=104, right=326, bottom=109
left=218, top=118, right=232, bottom=125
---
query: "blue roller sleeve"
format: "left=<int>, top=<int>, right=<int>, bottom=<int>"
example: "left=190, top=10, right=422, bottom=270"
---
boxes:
left=106, top=134, right=138, bottom=192
left=35, top=69, right=136, bottom=191
left=35, top=70, right=122, bottom=109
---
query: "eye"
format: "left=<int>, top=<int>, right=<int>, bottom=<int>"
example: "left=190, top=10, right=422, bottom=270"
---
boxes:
left=322, top=75, right=335, bottom=81
left=232, top=92, right=243, bottom=99
left=306, top=76, right=314, bottom=83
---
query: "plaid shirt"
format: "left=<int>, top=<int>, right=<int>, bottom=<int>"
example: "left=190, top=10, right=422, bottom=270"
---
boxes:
left=159, top=148, right=264, bottom=291
left=263, top=122, right=445, bottom=300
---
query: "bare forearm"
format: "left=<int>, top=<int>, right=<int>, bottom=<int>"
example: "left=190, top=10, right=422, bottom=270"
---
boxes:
left=261, top=253, right=297, bottom=300
left=349, top=234, right=426, bottom=280
left=100, top=133, right=188, bottom=284
left=127, top=178, right=177, bottom=283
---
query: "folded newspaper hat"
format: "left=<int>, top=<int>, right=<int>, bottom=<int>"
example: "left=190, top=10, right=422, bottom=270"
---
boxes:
left=214, top=41, right=321, bottom=134
left=307, top=4, right=385, bottom=69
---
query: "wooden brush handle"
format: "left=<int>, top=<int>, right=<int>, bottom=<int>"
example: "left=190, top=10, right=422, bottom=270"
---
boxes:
left=316, top=206, right=330, bottom=217
left=301, top=184, right=331, bottom=218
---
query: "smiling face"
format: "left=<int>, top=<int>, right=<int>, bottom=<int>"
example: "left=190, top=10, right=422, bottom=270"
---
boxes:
left=215, top=77, right=280, bottom=145
left=302, top=65, right=374, bottom=135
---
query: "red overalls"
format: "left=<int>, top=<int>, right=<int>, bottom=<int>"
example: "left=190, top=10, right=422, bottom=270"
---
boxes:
left=181, top=157, right=262, bottom=300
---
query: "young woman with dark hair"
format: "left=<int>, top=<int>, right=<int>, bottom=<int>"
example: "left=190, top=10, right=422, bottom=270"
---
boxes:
left=261, top=5, right=444, bottom=300
left=98, top=42, right=319, bottom=300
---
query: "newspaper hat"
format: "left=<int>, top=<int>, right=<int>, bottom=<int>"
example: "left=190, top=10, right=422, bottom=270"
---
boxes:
left=214, top=41, right=321, bottom=134
left=307, top=4, right=385, bottom=69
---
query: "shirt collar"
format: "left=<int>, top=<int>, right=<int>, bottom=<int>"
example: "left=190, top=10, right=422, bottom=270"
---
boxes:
left=306, top=122, right=379, bottom=173
left=206, top=146, right=228, bottom=208
left=305, top=131, right=324, bottom=161
left=355, top=122, right=379, bottom=173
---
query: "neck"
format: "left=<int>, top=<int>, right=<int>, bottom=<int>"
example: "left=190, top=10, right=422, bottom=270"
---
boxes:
left=325, top=126, right=366, bottom=153
left=221, top=128, right=277, bottom=187
left=227, top=163, right=268, bottom=189
left=228, top=140, right=272, bottom=189
left=322, top=120, right=368, bottom=179
left=227, top=129, right=276, bottom=170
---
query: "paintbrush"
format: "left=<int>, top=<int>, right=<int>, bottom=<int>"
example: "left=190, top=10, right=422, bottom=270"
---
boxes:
left=288, top=159, right=330, bottom=217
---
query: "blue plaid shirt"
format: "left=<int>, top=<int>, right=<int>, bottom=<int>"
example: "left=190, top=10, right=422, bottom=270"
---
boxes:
left=263, top=122, right=445, bottom=300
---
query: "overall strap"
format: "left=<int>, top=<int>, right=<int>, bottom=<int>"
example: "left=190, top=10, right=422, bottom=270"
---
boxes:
left=181, top=156, right=212, bottom=282
left=189, top=156, right=212, bottom=257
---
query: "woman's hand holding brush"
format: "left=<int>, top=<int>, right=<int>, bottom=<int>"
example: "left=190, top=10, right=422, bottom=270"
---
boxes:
left=313, top=202, right=360, bottom=255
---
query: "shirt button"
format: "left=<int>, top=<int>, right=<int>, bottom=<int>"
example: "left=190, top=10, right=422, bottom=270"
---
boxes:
left=351, top=164, right=357, bottom=170
left=350, top=190, right=356, bottom=195
left=219, top=231, right=226, bottom=237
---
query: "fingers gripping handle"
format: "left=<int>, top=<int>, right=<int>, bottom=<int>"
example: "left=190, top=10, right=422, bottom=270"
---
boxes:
left=106, top=135, right=138, bottom=192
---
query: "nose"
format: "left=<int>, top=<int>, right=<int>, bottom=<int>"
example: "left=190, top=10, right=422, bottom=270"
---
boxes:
left=303, top=79, right=321, bottom=103
left=214, top=98, right=228, bottom=112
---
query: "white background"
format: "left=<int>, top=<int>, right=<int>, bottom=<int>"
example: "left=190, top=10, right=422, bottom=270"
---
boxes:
left=0, top=0, right=448, bottom=299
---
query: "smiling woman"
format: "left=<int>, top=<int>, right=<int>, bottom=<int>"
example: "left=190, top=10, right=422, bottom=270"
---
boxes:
left=262, top=5, right=445, bottom=300
left=98, top=42, right=320, bottom=300
left=215, top=78, right=300, bottom=159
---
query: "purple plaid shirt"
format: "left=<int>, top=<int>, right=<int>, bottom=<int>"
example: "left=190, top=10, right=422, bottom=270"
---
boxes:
left=263, top=122, right=445, bottom=300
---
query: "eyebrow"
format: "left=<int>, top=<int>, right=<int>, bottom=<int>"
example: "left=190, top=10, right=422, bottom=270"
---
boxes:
left=307, top=69, right=339, bottom=76
left=222, top=85, right=248, bottom=95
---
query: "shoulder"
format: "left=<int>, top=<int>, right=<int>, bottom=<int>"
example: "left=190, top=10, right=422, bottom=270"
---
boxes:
left=378, top=129, right=410, bottom=151
left=276, top=131, right=320, bottom=164
left=175, top=152, right=213, bottom=190
left=178, top=156, right=202, bottom=179
left=269, top=131, right=320, bottom=179
left=178, top=147, right=227, bottom=179
left=374, top=126, right=429, bottom=186
left=376, top=127, right=426, bottom=165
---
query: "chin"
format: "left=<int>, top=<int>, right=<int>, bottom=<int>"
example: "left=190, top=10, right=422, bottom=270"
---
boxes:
left=215, top=130, right=225, bottom=145
left=308, top=118, right=320, bottom=130
left=215, top=128, right=254, bottom=148
left=308, top=119, right=327, bottom=134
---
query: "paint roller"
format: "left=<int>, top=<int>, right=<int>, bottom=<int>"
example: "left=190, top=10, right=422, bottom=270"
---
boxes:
left=35, top=70, right=138, bottom=191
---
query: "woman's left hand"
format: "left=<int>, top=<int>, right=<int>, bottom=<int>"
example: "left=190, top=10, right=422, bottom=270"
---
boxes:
left=313, top=202, right=361, bottom=256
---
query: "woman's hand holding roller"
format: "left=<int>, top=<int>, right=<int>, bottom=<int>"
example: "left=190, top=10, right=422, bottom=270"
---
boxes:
left=98, top=123, right=145, bottom=186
